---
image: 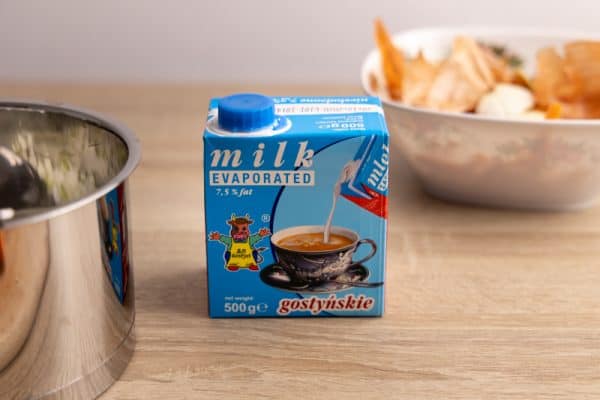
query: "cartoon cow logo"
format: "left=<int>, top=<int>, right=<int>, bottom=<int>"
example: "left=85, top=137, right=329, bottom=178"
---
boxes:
left=208, top=213, right=271, bottom=271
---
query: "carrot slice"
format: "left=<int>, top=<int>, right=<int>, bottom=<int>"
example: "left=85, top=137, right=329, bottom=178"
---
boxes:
left=545, top=103, right=562, bottom=119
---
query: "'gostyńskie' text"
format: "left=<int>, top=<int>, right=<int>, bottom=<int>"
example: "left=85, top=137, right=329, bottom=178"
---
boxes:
left=277, top=294, right=375, bottom=315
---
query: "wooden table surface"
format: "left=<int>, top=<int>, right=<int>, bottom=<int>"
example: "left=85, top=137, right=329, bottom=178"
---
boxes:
left=3, top=83, right=600, bottom=399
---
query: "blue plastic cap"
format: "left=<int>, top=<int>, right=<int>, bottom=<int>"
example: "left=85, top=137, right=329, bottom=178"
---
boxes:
left=218, top=93, right=275, bottom=132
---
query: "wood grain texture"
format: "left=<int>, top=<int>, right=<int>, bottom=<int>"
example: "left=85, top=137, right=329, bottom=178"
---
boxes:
left=2, top=83, right=600, bottom=399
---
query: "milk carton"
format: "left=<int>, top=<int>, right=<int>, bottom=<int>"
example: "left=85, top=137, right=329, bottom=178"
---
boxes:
left=203, top=94, right=389, bottom=317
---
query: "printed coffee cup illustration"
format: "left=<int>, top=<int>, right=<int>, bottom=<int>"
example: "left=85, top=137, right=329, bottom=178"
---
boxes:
left=267, top=225, right=380, bottom=291
left=263, top=160, right=383, bottom=292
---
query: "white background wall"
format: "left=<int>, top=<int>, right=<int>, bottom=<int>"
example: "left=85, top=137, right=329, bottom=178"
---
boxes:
left=0, top=0, right=597, bottom=84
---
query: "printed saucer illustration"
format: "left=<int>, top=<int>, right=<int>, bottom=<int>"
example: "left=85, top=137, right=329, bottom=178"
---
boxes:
left=260, top=264, right=382, bottom=293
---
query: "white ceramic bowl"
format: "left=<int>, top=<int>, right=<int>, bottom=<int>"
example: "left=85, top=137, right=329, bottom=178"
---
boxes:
left=361, top=27, right=600, bottom=210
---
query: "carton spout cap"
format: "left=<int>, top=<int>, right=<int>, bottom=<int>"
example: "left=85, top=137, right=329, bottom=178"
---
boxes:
left=218, top=93, right=275, bottom=132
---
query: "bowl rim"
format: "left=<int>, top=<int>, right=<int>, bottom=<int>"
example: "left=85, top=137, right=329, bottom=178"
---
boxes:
left=360, top=25, right=600, bottom=127
left=0, top=100, right=142, bottom=229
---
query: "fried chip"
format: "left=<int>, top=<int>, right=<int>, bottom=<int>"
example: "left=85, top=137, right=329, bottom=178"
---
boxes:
left=531, top=48, right=564, bottom=107
left=560, top=100, right=600, bottom=119
left=564, top=41, right=600, bottom=99
left=531, top=47, right=582, bottom=107
left=374, top=19, right=404, bottom=100
left=425, top=36, right=495, bottom=112
left=581, top=101, right=600, bottom=118
left=403, top=51, right=439, bottom=106
left=426, top=59, right=484, bottom=112
left=529, top=43, right=600, bottom=118
left=512, top=69, right=532, bottom=89
left=454, top=36, right=495, bottom=88
left=480, top=43, right=516, bottom=83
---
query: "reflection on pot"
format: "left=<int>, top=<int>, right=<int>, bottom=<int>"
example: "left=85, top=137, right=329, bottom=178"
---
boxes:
left=98, top=185, right=130, bottom=303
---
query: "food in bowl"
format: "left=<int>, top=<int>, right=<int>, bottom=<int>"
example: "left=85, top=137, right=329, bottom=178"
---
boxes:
left=371, top=19, right=600, bottom=120
left=361, top=26, right=600, bottom=210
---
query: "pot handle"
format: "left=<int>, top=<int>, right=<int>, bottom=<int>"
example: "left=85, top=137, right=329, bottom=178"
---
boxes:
left=349, top=238, right=377, bottom=268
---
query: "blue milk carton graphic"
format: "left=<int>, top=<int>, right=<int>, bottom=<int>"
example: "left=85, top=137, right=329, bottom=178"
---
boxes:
left=98, top=185, right=130, bottom=303
left=204, top=94, right=389, bottom=317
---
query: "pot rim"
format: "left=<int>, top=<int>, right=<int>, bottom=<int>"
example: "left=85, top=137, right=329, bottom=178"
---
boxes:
left=0, top=100, right=141, bottom=230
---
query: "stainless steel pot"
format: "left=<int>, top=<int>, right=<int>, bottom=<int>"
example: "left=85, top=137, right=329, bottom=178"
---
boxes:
left=0, top=101, right=140, bottom=399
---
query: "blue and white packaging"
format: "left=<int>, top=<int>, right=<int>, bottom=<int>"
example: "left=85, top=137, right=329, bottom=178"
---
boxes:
left=203, top=94, right=389, bottom=317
